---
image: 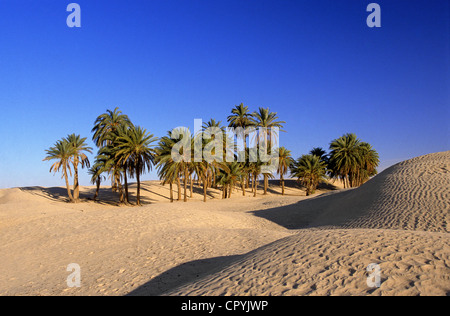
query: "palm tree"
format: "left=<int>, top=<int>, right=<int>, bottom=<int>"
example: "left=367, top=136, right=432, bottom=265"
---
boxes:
left=96, top=144, right=125, bottom=204
left=356, top=142, right=379, bottom=186
left=155, top=134, right=178, bottom=202
left=88, top=163, right=106, bottom=201
left=115, top=126, right=158, bottom=206
left=43, top=139, right=75, bottom=202
left=92, top=108, right=133, bottom=196
left=65, top=134, right=92, bottom=203
left=227, top=103, right=255, bottom=187
left=277, top=147, right=293, bottom=195
left=249, top=161, right=262, bottom=197
left=329, top=134, right=380, bottom=188
left=251, top=107, right=285, bottom=195
left=290, top=154, right=327, bottom=196
left=217, top=162, right=244, bottom=199
left=92, top=107, right=132, bottom=148
left=310, top=147, right=327, bottom=161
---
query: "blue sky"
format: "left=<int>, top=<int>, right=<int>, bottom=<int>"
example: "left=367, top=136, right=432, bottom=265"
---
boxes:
left=0, top=0, right=448, bottom=188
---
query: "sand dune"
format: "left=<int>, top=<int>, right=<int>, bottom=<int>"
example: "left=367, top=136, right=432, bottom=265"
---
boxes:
left=252, top=151, right=449, bottom=232
left=163, top=151, right=450, bottom=296
left=0, top=152, right=449, bottom=296
left=165, top=229, right=449, bottom=296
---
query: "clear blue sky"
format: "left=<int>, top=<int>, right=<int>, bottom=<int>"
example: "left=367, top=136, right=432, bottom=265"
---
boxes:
left=0, top=0, right=448, bottom=188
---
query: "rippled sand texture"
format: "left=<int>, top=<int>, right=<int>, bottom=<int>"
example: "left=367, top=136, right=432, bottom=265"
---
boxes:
left=165, top=151, right=450, bottom=296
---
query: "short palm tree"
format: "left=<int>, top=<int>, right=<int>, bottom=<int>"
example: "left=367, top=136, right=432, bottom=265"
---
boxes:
left=277, top=147, right=293, bottom=195
left=290, top=154, right=327, bottom=196
left=43, top=139, right=75, bottom=202
left=88, top=162, right=106, bottom=201
left=155, top=134, right=178, bottom=202
left=328, top=135, right=380, bottom=188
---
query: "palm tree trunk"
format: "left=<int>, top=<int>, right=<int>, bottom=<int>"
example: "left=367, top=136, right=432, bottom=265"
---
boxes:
left=281, top=174, right=285, bottom=196
left=202, top=175, right=207, bottom=202
left=124, top=166, right=129, bottom=204
left=94, top=178, right=100, bottom=201
left=184, top=166, right=188, bottom=202
left=263, top=174, right=268, bottom=195
left=189, top=173, right=193, bottom=198
left=177, top=174, right=181, bottom=201
left=253, top=174, right=257, bottom=197
left=228, top=184, right=232, bottom=198
left=169, top=182, right=174, bottom=203
left=136, top=170, right=141, bottom=206
left=73, top=158, right=80, bottom=202
left=64, top=168, right=74, bottom=202
left=241, top=181, right=246, bottom=196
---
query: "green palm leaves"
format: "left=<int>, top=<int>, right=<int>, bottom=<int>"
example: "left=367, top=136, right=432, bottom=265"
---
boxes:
left=92, top=109, right=157, bottom=206
left=328, top=133, right=380, bottom=188
left=43, top=135, right=92, bottom=203
left=290, top=154, right=327, bottom=196
left=115, top=126, right=158, bottom=205
left=44, top=103, right=379, bottom=204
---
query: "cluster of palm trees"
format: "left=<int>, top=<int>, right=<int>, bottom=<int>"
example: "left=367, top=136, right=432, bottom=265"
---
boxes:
left=44, top=106, right=379, bottom=205
left=44, top=105, right=289, bottom=204
left=43, top=134, right=92, bottom=203
left=154, top=104, right=287, bottom=203
left=290, top=133, right=380, bottom=196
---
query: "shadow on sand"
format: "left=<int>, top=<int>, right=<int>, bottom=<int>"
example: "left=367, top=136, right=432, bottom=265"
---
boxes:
left=20, top=185, right=153, bottom=206
left=126, top=255, right=243, bottom=296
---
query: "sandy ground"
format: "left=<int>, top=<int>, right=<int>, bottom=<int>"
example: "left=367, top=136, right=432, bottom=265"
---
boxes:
left=0, top=152, right=449, bottom=296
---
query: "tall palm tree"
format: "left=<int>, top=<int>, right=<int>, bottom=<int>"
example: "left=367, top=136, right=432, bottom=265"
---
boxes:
left=43, top=139, right=75, bottom=202
left=277, top=147, right=293, bottom=195
left=227, top=103, right=254, bottom=151
left=251, top=107, right=285, bottom=195
left=65, top=134, right=92, bottom=203
left=92, top=107, right=132, bottom=148
left=290, top=154, right=327, bottom=196
left=227, top=103, right=255, bottom=187
left=115, top=126, right=158, bottom=206
left=92, top=108, right=133, bottom=191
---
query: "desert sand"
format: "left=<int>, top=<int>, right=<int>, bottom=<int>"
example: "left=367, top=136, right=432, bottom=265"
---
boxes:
left=0, top=151, right=449, bottom=296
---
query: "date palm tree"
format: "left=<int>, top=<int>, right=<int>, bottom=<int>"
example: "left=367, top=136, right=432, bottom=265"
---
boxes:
left=65, top=134, right=92, bottom=203
left=227, top=103, right=255, bottom=187
left=328, top=133, right=361, bottom=188
left=155, top=134, right=178, bottom=202
left=328, top=133, right=379, bottom=188
left=92, top=107, right=132, bottom=148
left=251, top=107, right=285, bottom=195
left=115, top=125, right=158, bottom=206
left=92, top=108, right=132, bottom=192
left=290, top=154, right=327, bottom=196
left=43, top=139, right=75, bottom=202
left=277, top=147, right=293, bottom=195
left=356, top=142, right=379, bottom=186
left=88, top=162, right=106, bottom=201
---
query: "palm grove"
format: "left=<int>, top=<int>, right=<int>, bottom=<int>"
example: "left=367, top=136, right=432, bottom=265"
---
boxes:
left=44, top=105, right=379, bottom=204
